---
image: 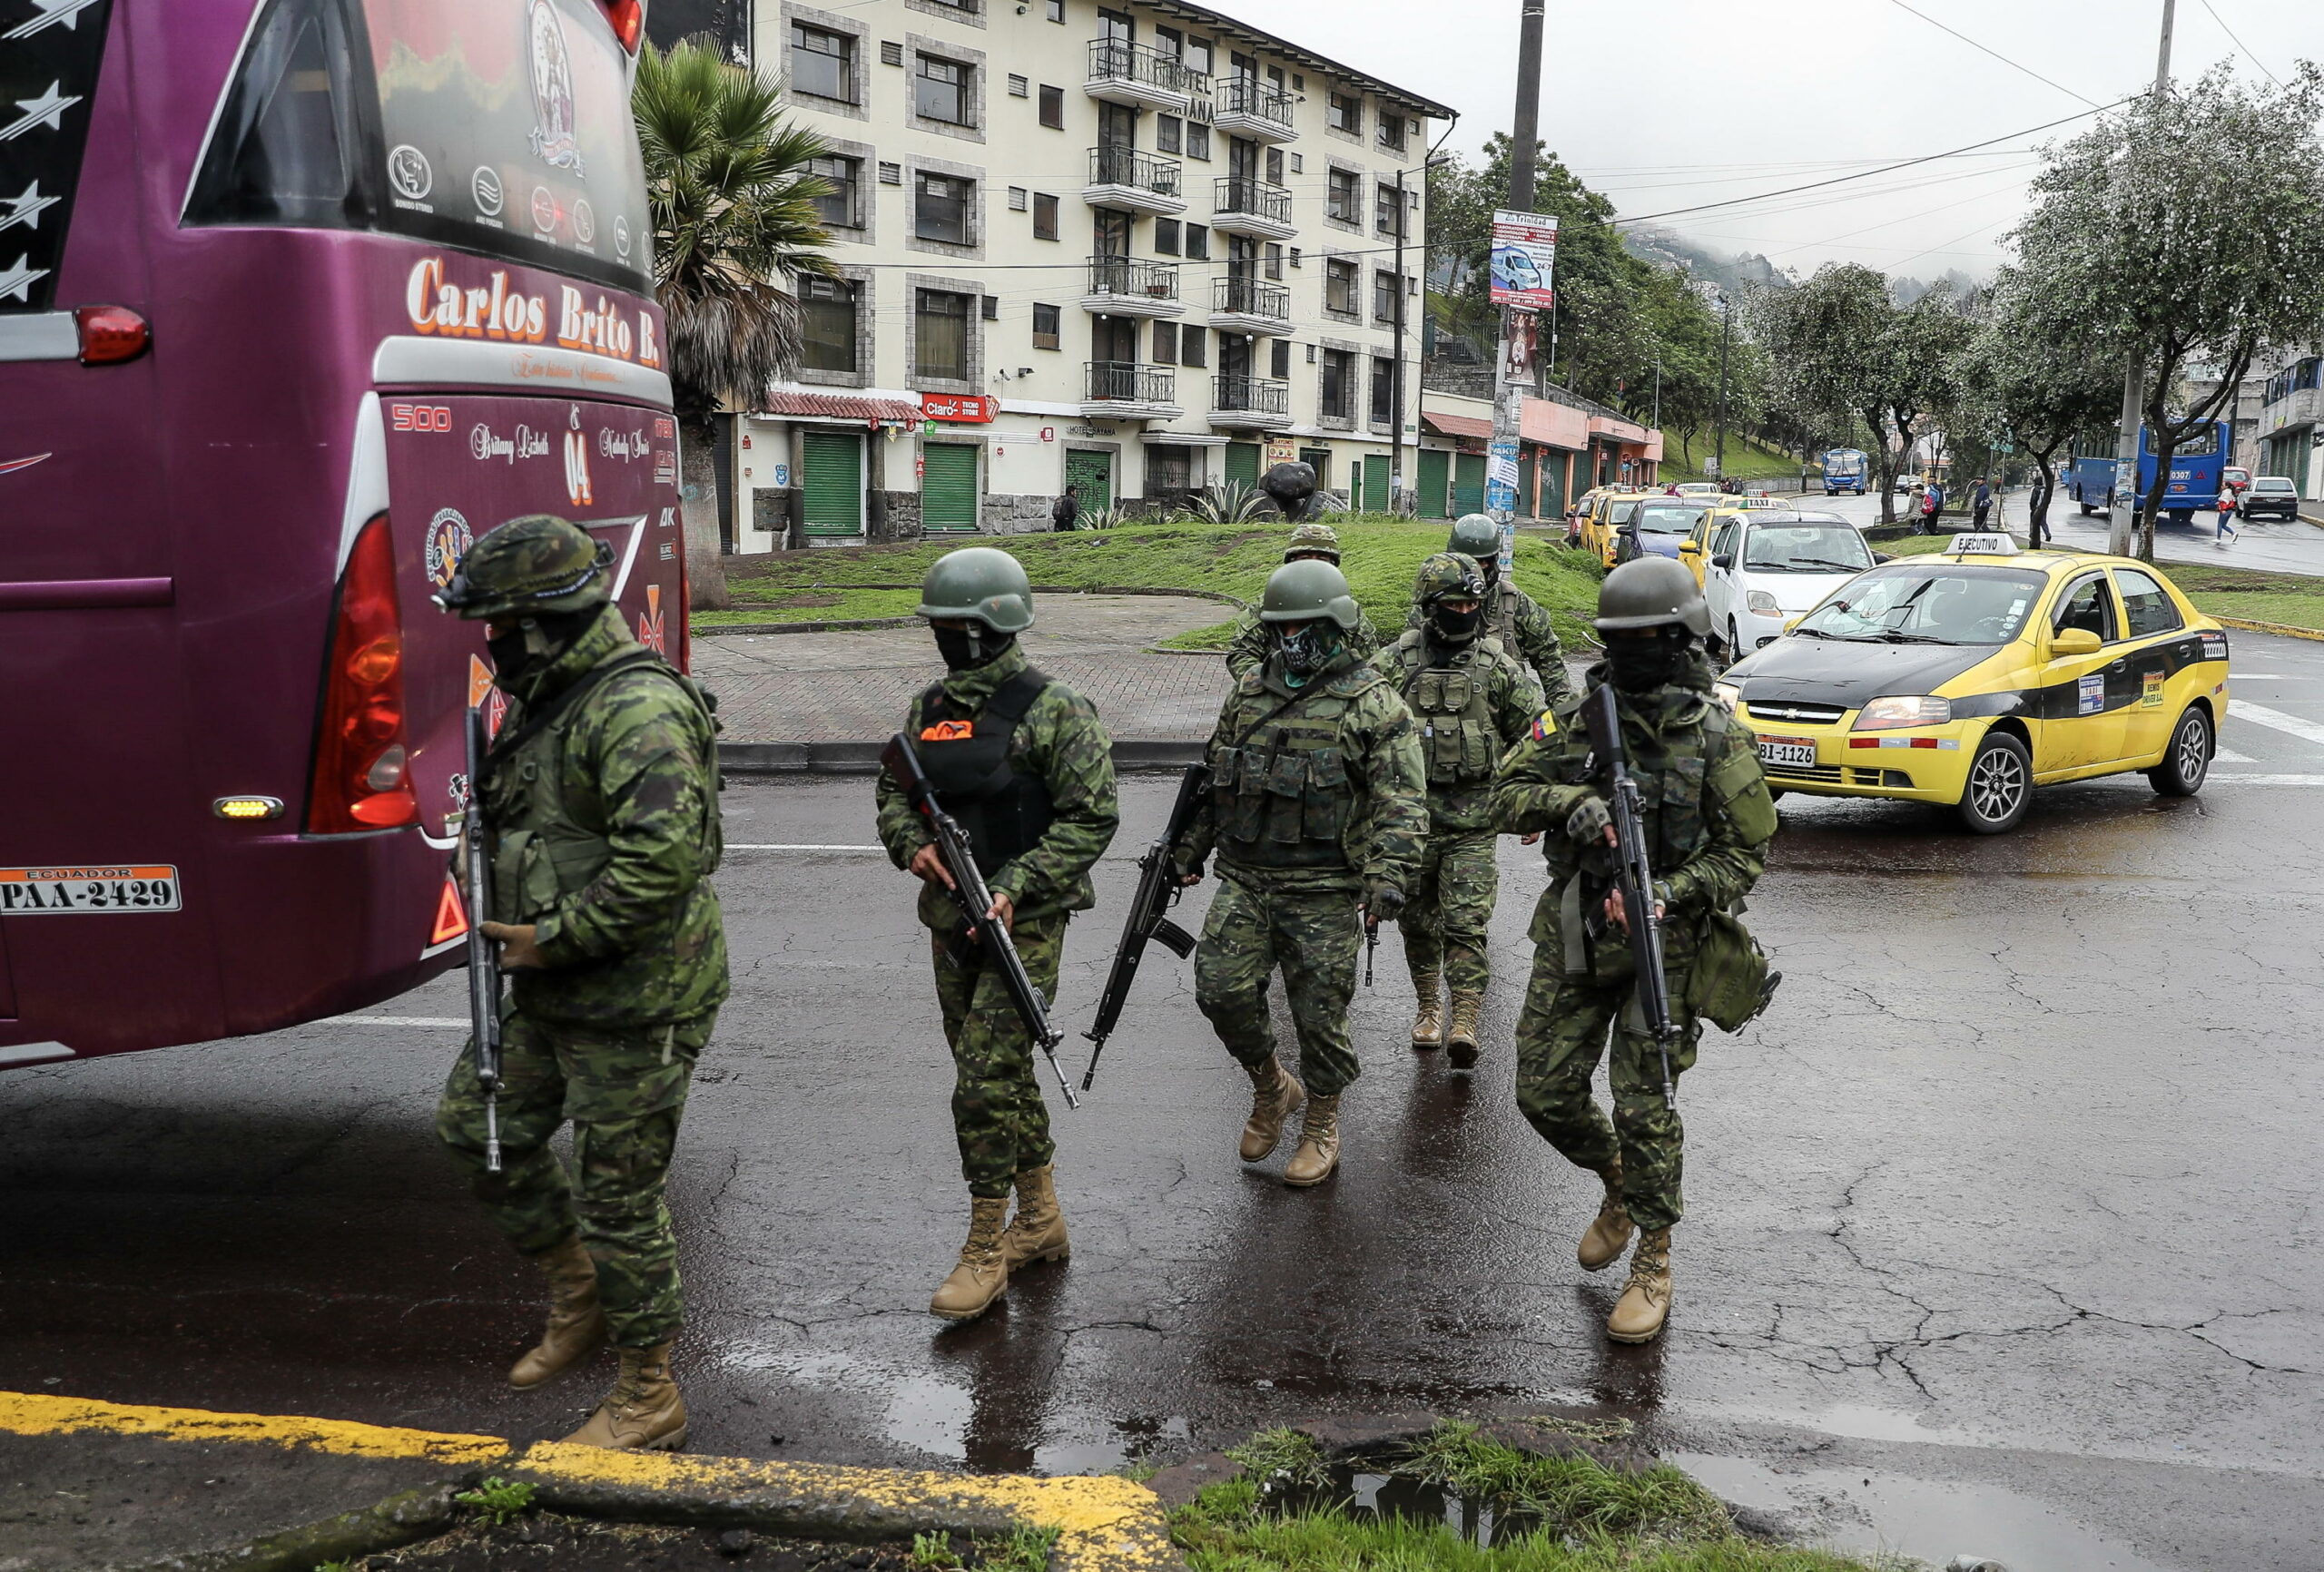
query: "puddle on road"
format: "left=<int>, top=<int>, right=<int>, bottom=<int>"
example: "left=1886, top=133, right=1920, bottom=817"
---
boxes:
left=1273, top=1468, right=1547, bottom=1549
left=1672, top=1452, right=2179, bottom=1572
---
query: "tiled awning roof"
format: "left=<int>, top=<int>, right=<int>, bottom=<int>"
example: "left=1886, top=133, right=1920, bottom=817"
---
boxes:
left=759, top=390, right=922, bottom=425
left=1421, top=410, right=1493, bottom=440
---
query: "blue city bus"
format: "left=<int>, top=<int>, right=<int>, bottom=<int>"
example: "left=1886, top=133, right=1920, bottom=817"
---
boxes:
left=1820, top=448, right=1868, bottom=495
left=2062, top=421, right=2230, bottom=523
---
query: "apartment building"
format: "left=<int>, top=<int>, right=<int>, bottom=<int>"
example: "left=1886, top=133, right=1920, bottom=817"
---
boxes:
left=724, top=0, right=1454, bottom=547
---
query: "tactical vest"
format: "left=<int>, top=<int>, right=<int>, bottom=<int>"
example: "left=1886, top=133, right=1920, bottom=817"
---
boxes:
left=1485, top=579, right=1527, bottom=648
left=915, top=669, right=1056, bottom=879
left=486, top=653, right=724, bottom=926
left=1207, top=664, right=1380, bottom=870
left=1538, top=694, right=1731, bottom=887
left=1393, top=631, right=1502, bottom=789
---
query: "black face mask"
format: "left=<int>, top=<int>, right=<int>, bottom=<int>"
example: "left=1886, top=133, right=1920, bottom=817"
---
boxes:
left=1608, top=633, right=1688, bottom=693
left=934, top=625, right=1013, bottom=672
left=1430, top=603, right=1484, bottom=644
left=487, top=608, right=598, bottom=692
left=1275, top=623, right=1342, bottom=681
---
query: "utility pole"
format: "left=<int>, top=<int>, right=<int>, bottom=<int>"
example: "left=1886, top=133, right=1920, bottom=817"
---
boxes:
left=1651, top=352, right=1661, bottom=433
left=1713, top=292, right=1732, bottom=482
left=1392, top=163, right=1411, bottom=516
left=2109, top=0, right=2176, bottom=556
left=1490, top=0, right=1545, bottom=541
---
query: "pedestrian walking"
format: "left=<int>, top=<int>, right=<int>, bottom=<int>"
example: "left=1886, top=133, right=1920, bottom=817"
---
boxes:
left=1972, top=477, right=1994, bottom=529
left=1050, top=485, right=1081, bottom=532
left=1491, top=557, right=1778, bottom=1344
left=1177, top=559, right=1429, bottom=1186
left=1379, top=553, right=1542, bottom=1067
left=1917, top=483, right=1938, bottom=534
left=874, top=548, right=1119, bottom=1321
left=2217, top=492, right=2240, bottom=546
left=1407, top=516, right=1578, bottom=709
left=1225, top=521, right=1383, bottom=678
left=433, top=515, right=728, bottom=1450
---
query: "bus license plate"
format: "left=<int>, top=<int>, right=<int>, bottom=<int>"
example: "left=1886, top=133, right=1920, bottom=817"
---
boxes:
left=1757, top=738, right=1817, bottom=769
left=0, top=865, right=182, bottom=914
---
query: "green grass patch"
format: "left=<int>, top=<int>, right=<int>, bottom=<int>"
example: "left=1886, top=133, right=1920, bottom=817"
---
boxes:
left=1659, top=434, right=1809, bottom=485
left=697, top=585, right=922, bottom=625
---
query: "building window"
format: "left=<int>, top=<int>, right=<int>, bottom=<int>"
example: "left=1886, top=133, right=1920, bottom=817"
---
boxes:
left=1326, top=168, right=1359, bottom=223
left=1375, top=183, right=1403, bottom=236
left=1032, top=192, right=1059, bottom=240
left=1152, top=319, right=1177, bottom=364
left=1008, top=185, right=1029, bottom=211
left=1153, top=217, right=1180, bottom=255
left=1370, top=357, right=1394, bottom=424
left=1180, top=326, right=1206, bottom=368
left=1271, top=339, right=1291, bottom=378
left=1324, top=259, right=1358, bottom=316
left=1039, top=84, right=1064, bottom=128
left=1046, top=0, right=1063, bottom=20
left=1265, top=146, right=1283, bottom=183
left=1265, top=242, right=1283, bottom=280
left=1326, top=91, right=1360, bottom=133
left=1380, top=113, right=1409, bottom=152
left=1288, top=247, right=1301, bottom=267
left=1374, top=270, right=1398, bottom=323
left=916, top=290, right=971, bottom=380
left=1155, top=25, right=1181, bottom=57
left=880, top=39, right=904, bottom=66
left=879, top=161, right=903, bottom=185
left=809, top=154, right=860, bottom=229
left=1185, top=122, right=1209, bottom=160
left=1321, top=349, right=1353, bottom=420
left=1185, top=222, right=1208, bottom=260
left=981, top=293, right=1000, bottom=320
left=791, top=25, right=856, bottom=103
left=802, top=278, right=858, bottom=373
left=1157, top=114, right=1182, bottom=153
left=1033, top=302, right=1061, bottom=349
left=1008, top=73, right=1029, bottom=96
left=916, top=173, right=972, bottom=243
left=914, top=54, right=971, bottom=124
left=1289, top=152, right=1303, bottom=173
left=1186, top=36, right=1212, bottom=73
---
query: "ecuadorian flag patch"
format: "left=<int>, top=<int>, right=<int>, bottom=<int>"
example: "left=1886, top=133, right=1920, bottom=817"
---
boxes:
left=1531, top=708, right=1559, bottom=742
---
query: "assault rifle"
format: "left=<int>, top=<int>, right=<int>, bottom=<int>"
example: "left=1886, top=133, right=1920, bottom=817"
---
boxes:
left=1583, top=683, right=1679, bottom=1114
left=1080, top=762, right=1211, bottom=1091
left=462, top=705, right=504, bottom=1173
left=881, top=732, right=1078, bottom=1109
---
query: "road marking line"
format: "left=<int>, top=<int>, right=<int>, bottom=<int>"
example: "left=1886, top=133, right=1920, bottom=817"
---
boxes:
left=2207, top=774, right=2324, bottom=786
left=335, top=1016, right=469, bottom=1028
left=724, top=843, right=888, bottom=852
left=0, top=1390, right=507, bottom=1464
left=2214, top=746, right=2257, bottom=762
left=2227, top=700, right=2324, bottom=747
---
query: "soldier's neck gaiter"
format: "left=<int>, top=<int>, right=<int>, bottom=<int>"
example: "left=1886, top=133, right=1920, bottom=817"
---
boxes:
left=1608, top=634, right=1687, bottom=692
left=934, top=627, right=1014, bottom=671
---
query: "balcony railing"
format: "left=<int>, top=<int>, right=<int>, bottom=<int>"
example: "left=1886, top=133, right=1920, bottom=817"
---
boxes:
left=1213, top=275, right=1289, bottom=321
left=1088, top=144, right=1182, bottom=197
left=1214, top=75, right=1295, bottom=130
left=1087, top=39, right=1207, bottom=96
left=1087, top=254, right=1179, bottom=300
left=1086, top=361, right=1177, bottom=405
left=1212, top=374, right=1291, bottom=416
left=1215, top=176, right=1292, bottom=225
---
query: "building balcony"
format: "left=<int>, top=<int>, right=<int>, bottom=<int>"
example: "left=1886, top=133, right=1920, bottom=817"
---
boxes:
left=1210, top=76, right=1295, bottom=142
left=1211, top=374, right=1293, bottom=430
left=1084, top=39, right=1206, bottom=113
left=2265, top=384, right=2323, bottom=430
left=1210, top=175, right=1295, bottom=241
left=1082, top=144, right=1187, bottom=216
left=1083, top=360, right=1182, bottom=420
left=1080, top=254, right=1184, bottom=318
left=1211, top=274, right=1290, bottom=335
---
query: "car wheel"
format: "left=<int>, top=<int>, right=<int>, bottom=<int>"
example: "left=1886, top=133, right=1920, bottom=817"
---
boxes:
left=1727, top=619, right=1744, bottom=668
left=2146, top=705, right=2211, bottom=797
left=1956, top=732, right=2033, bottom=834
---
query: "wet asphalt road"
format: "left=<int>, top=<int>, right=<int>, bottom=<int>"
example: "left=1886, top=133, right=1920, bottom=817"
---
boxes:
left=9, top=634, right=2324, bottom=1570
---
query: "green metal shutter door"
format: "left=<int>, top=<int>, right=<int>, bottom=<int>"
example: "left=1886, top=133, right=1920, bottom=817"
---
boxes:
left=1065, top=448, right=1112, bottom=510
left=1539, top=454, right=1566, bottom=519
left=1452, top=453, right=1486, bottom=516
left=921, top=443, right=980, bottom=534
left=1363, top=455, right=1389, bottom=511
left=800, top=431, right=863, bottom=537
left=1417, top=449, right=1450, bottom=518
left=1225, top=442, right=1260, bottom=486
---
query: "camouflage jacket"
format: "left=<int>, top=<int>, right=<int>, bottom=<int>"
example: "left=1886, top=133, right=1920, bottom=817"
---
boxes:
left=875, top=641, right=1120, bottom=930
left=1179, top=648, right=1428, bottom=894
left=1224, top=604, right=1382, bottom=681
left=1405, top=578, right=1576, bottom=710
left=1373, top=630, right=1543, bottom=835
left=487, top=604, right=729, bottom=1027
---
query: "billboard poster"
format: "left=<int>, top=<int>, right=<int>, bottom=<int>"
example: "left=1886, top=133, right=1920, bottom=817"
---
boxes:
left=1490, top=211, right=1558, bottom=309
left=1486, top=437, right=1521, bottom=525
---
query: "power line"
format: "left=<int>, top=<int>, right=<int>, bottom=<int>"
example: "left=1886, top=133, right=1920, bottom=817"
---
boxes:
left=2196, top=0, right=2284, bottom=86
left=1880, top=0, right=2104, bottom=108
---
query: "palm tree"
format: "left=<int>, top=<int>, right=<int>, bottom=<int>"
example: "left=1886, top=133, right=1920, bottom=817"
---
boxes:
left=635, top=37, right=834, bottom=607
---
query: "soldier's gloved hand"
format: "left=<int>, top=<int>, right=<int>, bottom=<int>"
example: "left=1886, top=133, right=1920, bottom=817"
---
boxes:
left=1565, top=795, right=1613, bottom=847
left=480, top=921, right=547, bottom=969
left=1364, top=879, right=1404, bottom=924
left=1174, top=852, right=1206, bottom=889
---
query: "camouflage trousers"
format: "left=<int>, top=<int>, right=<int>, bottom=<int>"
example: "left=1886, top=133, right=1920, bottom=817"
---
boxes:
left=934, top=914, right=1065, bottom=1199
left=438, top=1008, right=716, bottom=1349
left=1399, top=830, right=1500, bottom=993
left=1194, top=874, right=1363, bottom=1097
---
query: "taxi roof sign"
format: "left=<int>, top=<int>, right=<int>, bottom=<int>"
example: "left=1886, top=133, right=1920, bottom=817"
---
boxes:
left=1945, top=532, right=2019, bottom=555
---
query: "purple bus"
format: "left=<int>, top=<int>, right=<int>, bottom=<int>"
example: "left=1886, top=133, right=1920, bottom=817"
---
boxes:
left=0, top=0, right=679, bottom=1068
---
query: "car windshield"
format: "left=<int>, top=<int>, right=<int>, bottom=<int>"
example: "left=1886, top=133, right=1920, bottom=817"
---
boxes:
left=1634, top=503, right=1709, bottom=535
left=2254, top=478, right=2296, bottom=493
left=1794, top=565, right=2048, bottom=645
left=1745, top=524, right=1874, bottom=574
left=1609, top=500, right=1640, bottom=524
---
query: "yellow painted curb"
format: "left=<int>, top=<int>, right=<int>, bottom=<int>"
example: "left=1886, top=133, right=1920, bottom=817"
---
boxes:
left=2216, top=615, right=2324, bottom=644
left=0, top=1390, right=507, bottom=1467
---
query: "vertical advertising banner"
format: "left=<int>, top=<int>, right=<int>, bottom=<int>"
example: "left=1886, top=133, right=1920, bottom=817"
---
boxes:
left=1490, top=211, right=1559, bottom=310
left=1486, top=437, right=1521, bottom=529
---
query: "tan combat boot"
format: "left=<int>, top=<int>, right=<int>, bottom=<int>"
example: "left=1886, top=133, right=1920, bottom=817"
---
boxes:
left=1410, top=972, right=1444, bottom=1050
left=1606, top=1228, right=1673, bottom=1344
left=1444, top=990, right=1484, bottom=1070
left=509, top=1233, right=606, bottom=1389
left=930, top=1195, right=1010, bottom=1321
left=1000, top=1164, right=1069, bottom=1271
left=1282, top=1094, right=1342, bottom=1187
left=1240, top=1056, right=1305, bottom=1163
left=563, top=1342, right=687, bottom=1450
left=1577, top=1162, right=1633, bottom=1272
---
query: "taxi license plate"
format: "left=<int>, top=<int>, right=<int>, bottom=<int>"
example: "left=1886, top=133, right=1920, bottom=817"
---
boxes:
left=0, top=865, right=182, bottom=914
left=1757, top=738, right=1817, bottom=769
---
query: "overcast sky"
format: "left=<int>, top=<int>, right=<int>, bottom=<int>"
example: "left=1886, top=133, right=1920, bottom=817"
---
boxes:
left=1227, top=0, right=2324, bottom=280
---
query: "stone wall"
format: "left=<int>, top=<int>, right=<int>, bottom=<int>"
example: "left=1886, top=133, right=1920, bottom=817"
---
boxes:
left=982, top=493, right=1054, bottom=533
left=753, top=488, right=797, bottom=551
left=868, top=490, right=922, bottom=543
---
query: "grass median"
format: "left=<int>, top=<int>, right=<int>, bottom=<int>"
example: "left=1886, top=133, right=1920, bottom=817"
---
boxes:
left=707, top=518, right=1608, bottom=649
left=1880, top=529, right=2324, bottom=633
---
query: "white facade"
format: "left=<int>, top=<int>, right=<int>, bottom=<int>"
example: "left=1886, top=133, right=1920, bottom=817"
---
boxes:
left=731, top=0, right=1451, bottom=549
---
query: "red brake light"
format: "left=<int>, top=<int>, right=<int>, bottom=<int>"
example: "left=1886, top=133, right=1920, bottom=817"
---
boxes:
left=75, top=305, right=150, bottom=365
left=599, top=0, right=644, bottom=52
left=310, top=515, right=419, bottom=834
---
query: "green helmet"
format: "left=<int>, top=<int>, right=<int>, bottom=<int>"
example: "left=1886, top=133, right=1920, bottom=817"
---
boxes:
left=916, top=545, right=1035, bottom=634
left=435, top=514, right=612, bottom=620
left=1259, top=558, right=1362, bottom=629
left=1595, top=556, right=1710, bottom=636
left=1447, top=514, right=1502, bottom=562
left=1415, top=551, right=1485, bottom=604
left=1283, top=521, right=1342, bottom=563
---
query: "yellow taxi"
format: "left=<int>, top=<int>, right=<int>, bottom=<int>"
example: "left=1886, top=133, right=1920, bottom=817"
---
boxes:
left=1714, top=534, right=2230, bottom=833
left=1677, top=498, right=1798, bottom=587
left=1580, top=490, right=1655, bottom=560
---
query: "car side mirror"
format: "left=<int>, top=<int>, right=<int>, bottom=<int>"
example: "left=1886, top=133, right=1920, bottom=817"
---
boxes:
left=1712, top=554, right=1734, bottom=570
left=1873, top=552, right=1895, bottom=564
left=1679, top=541, right=1700, bottom=555
left=2050, top=627, right=2102, bottom=657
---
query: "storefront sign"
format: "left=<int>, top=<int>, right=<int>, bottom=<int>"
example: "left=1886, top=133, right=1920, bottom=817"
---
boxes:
left=921, top=393, right=997, bottom=423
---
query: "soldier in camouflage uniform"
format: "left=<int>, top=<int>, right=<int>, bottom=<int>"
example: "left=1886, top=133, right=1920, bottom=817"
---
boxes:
left=1374, top=553, right=1542, bottom=1068
left=1177, top=559, right=1428, bottom=1186
left=1225, top=521, right=1383, bottom=679
left=874, top=548, right=1118, bottom=1321
left=1406, top=515, right=1577, bottom=709
left=434, top=515, right=726, bottom=1450
left=1491, top=557, right=1776, bottom=1343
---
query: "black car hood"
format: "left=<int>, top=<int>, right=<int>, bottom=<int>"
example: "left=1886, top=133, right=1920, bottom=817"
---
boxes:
left=1727, top=635, right=2002, bottom=710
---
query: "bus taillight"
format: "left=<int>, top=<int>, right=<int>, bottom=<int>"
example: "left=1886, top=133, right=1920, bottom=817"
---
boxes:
left=309, top=516, right=419, bottom=834
left=598, top=0, right=644, bottom=53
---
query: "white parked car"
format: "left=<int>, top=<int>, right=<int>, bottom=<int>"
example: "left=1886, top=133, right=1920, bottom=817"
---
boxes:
left=1698, top=511, right=1878, bottom=659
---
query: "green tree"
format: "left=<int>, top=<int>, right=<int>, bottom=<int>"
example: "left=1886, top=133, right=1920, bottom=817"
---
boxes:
left=1949, top=272, right=2120, bottom=546
left=635, top=37, right=835, bottom=606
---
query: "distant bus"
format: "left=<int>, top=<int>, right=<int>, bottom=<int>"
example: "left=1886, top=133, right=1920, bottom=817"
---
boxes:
left=1819, top=448, right=1868, bottom=496
left=2063, top=422, right=2231, bottom=523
